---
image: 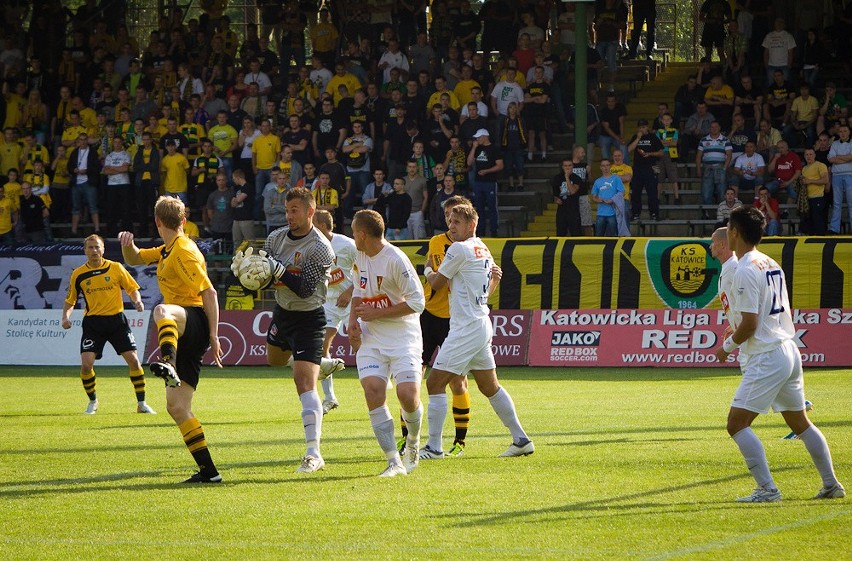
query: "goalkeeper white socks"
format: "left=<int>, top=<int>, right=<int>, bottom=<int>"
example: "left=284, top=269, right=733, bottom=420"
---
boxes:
left=299, top=390, right=323, bottom=457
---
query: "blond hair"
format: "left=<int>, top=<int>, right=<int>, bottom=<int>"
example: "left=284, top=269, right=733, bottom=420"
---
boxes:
left=84, top=234, right=104, bottom=247
left=450, top=204, right=478, bottom=224
left=154, top=195, right=187, bottom=231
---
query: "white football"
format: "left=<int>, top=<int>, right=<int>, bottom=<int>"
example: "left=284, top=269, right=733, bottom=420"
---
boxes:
left=238, top=255, right=272, bottom=291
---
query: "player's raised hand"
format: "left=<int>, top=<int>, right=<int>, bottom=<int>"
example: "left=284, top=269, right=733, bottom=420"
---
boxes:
left=117, top=231, right=135, bottom=246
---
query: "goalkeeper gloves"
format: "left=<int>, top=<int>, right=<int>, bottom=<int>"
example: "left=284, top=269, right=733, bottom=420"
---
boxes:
left=258, top=249, right=287, bottom=284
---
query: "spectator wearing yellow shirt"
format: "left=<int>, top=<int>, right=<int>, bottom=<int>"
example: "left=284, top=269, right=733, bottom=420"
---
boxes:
left=310, top=8, right=339, bottom=69
left=62, top=111, right=89, bottom=148
left=703, top=75, right=735, bottom=130
left=51, top=145, right=72, bottom=223
left=325, top=62, right=362, bottom=106
left=427, top=76, right=461, bottom=112
left=3, top=168, right=22, bottom=212
left=453, top=65, right=482, bottom=108
left=207, top=110, right=239, bottom=179
left=0, top=183, right=16, bottom=246
left=610, top=149, right=633, bottom=201
left=160, top=140, right=190, bottom=204
left=784, top=84, right=820, bottom=148
left=0, top=127, right=22, bottom=176
left=800, top=147, right=829, bottom=235
left=312, top=171, right=339, bottom=214
left=20, top=132, right=50, bottom=173
left=251, top=119, right=281, bottom=220
left=3, top=81, right=27, bottom=130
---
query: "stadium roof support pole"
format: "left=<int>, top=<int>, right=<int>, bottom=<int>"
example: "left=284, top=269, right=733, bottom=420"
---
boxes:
left=571, top=0, right=593, bottom=148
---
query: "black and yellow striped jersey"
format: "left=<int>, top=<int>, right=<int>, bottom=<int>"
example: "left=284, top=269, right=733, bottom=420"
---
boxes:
left=65, top=259, right=139, bottom=316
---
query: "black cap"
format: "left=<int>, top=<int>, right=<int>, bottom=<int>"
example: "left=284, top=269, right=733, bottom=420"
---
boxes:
left=637, top=119, right=649, bottom=126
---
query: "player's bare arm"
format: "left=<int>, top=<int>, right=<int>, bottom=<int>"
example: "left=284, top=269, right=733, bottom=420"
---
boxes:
left=128, top=289, right=144, bottom=312
left=347, top=296, right=363, bottom=351
left=117, top=231, right=145, bottom=265
left=336, top=284, right=354, bottom=308
left=354, top=301, right=418, bottom=322
left=61, top=301, right=74, bottom=329
left=201, top=286, right=222, bottom=367
left=488, top=264, right=502, bottom=296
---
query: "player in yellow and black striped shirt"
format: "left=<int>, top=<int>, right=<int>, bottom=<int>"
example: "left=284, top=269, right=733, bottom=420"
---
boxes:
left=119, top=196, right=223, bottom=483
left=62, top=234, right=154, bottom=415
left=399, top=195, right=474, bottom=457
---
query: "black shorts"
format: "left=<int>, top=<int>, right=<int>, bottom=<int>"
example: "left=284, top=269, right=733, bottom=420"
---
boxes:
left=176, top=306, right=210, bottom=389
left=267, top=305, right=325, bottom=365
left=420, top=309, right=450, bottom=366
left=701, top=25, right=725, bottom=49
left=81, top=313, right=137, bottom=359
left=525, top=114, right=548, bottom=132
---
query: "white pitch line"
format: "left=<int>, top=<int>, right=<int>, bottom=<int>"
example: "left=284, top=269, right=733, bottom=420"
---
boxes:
left=646, top=507, right=852, bottom=561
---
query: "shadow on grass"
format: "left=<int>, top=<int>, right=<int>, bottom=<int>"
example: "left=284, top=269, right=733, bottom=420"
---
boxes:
left=430, top=467, right=801, bottom=528
left=0, top=458, right=379, bottom=498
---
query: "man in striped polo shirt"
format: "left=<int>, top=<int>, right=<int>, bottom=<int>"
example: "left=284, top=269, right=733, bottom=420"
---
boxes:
left=696, top=121, right=732, bottom=216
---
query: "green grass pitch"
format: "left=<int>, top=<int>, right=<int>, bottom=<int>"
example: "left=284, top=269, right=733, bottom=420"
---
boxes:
left=0, top=365, right=849, bottom=560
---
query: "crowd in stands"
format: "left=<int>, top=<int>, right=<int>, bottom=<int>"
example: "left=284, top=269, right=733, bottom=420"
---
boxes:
left=0, top=0, right=850, bottom=248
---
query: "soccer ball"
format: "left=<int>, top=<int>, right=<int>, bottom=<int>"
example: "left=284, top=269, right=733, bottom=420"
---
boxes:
left=238, top=255, right=272, bottom=291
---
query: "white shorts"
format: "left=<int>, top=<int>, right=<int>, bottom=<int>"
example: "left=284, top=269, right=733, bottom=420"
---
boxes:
left=356, top=345, right=422, bottom=384
left=432, top=318, right=495, bottom=375
left=732, top=339, right=805, bottom=414
left=323, top=300, right=350, bottom=330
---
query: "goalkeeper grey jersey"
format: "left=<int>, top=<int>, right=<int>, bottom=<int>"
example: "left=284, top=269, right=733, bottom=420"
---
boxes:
left=264, top=226, right=335, bottom=312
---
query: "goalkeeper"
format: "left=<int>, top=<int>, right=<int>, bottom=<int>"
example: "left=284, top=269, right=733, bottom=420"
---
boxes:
left=231, top=187, right=336, bottom=474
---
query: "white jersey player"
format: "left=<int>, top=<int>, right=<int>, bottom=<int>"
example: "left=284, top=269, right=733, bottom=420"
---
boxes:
left=715, top=206, right=844, bottom=503
left=422, top=205, right=534, bottom=459
left=312, top=210, right=357, bottom=414
left=348, top=209, right=425, bottom=477
left=710, top=227, right=740, bottom=333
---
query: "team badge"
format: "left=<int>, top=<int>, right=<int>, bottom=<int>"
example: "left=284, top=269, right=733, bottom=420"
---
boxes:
left=646, top=240, right=720, bottom=309
left=376, top=276, right=383, bottom=290
left=359, top=276, right=367, bottom=289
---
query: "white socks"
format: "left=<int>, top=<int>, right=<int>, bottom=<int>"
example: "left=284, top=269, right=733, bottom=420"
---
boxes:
left=402, top=402, right=423, bottom=446
left=799, top=425, right=839, bottom=488
left=488, top=387, right=528, bottom=442
left=321, top=376, right=336, bottom=402
left=299, top=390, right=323, bottom=457
left=426, top=393, right=448, bottom=452
left=369, top=405, right=400, bottom=462
left=732, top=427, right=775, bottom=489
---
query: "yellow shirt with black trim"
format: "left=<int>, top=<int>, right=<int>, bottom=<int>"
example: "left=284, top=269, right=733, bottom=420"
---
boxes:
left=424, top=232, right=453, bottom=318
left=138, top=235, right=212, bottom=307
left=313, top=187, right=338, bottom=209
left=65, top=259, right=140, bottom=316
left=22, top=144, right=50, bottom=172
left=161, top=152, right=190, bottom=193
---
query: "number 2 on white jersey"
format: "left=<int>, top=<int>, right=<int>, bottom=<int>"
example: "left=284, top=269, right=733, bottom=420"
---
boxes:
left=765, top=269, right=785, bottom=315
